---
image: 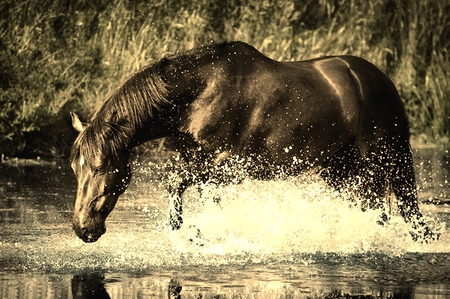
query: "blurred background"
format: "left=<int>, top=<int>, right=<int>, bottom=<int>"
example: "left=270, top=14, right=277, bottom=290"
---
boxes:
left=0, top=0, right=449, bottom=159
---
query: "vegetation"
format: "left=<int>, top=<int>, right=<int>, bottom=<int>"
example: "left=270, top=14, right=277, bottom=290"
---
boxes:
left=1, top=0, right=449, bottom=157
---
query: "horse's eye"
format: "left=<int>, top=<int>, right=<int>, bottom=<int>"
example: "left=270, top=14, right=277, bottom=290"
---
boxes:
left=93, top=167, right=103, bottom=174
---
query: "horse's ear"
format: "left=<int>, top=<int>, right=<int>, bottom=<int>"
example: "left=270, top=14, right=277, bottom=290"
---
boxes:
left=71, top=112, right=85, bottom=133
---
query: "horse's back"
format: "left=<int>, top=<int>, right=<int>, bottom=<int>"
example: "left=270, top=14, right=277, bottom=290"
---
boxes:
left=250, top=54, right=406, bottom=163
left=177, top=42, right=407, bottom=167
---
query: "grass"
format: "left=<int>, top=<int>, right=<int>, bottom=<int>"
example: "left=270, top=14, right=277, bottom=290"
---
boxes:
left=1, top=0, right=449, bottom=157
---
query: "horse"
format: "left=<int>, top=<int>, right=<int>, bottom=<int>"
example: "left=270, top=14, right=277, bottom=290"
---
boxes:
left=70, top=41, right=437, bottom=243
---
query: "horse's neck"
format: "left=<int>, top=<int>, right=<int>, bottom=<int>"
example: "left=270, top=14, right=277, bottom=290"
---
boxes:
left=96, top=103, right=174, bottom=149
left=125, top=110, right=175, bottom=148
left=122, top=60, right=204, bottom=147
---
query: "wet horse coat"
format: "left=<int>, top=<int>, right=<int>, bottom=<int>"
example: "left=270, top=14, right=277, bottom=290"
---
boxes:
left=70, top=41, right=436, bottom=243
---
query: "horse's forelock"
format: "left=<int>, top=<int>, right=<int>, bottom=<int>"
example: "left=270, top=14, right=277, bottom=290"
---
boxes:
left=70, top=121, right=131, bottom=168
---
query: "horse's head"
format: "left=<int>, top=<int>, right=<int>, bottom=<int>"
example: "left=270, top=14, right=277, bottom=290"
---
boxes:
left=70, top=112, right=132, bottom=242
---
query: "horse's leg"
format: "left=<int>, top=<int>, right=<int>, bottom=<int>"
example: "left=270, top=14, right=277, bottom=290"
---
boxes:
left=165, top=158, right=203, bottom=230
left=391, top=138, right=438, bottom=242
left=201, top=151, right=248, bottom=204
left=321, top=140, right=392, bottom=224
left=166, top=169, right=212, bottom=246
left=168, top=176, right=192, bottom=230
left=320, top=141, right=358, bottom=193
left=167, top=135, right=208, bottom=229
left=167, top=159, right=213, bottom=230
left=356, top=152, right=390, bottom=224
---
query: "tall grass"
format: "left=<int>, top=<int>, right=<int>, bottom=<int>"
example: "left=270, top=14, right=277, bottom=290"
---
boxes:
left=1, top=0, right=449, bottom=157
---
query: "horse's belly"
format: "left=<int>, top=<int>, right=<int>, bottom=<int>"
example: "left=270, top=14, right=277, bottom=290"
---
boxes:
left=260, top=104, right=354, bottom=167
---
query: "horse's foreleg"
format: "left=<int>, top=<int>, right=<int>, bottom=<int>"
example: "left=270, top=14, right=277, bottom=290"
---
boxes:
left=168, top=177, right=193, bottom=230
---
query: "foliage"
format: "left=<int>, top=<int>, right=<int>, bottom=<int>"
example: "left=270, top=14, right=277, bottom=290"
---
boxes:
left=1, top=0, right=449, bottom=157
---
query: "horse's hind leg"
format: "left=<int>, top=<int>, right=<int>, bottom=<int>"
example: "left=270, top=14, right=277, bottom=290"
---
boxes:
left=320, top=141, right=359, bottom=195
left=356, top=151, right=390, bottom=222
left=391, top=138, right=438, bottom=241
left=322, top=140, right=393, bottom=225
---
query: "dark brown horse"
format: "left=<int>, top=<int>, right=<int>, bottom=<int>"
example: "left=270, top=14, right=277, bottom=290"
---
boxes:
left=70, top=41, right=437, bottom=243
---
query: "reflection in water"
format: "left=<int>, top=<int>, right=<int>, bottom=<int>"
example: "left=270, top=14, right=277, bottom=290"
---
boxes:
left=69, top=272, right=414, bottom=299
left=168, top=278, right=182, bottom=299
left=71, top=273, right=110, bottom=299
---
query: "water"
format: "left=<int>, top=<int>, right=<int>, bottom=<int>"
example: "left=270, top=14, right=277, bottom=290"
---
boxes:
left=1, top=147, right=449, bottom=299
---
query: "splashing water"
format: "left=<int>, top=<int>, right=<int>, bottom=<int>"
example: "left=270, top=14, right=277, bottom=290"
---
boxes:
left=173, top=173, right=445, bottom=256
left=0, top=163, right=447, bottom=274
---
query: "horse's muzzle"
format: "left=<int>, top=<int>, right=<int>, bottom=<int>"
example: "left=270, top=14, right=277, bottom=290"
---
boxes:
left=73, top=223, right=106, bottom=243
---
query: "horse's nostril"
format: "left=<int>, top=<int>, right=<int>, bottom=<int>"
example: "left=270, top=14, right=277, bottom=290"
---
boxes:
left=79, top=227, right=88, bottom=237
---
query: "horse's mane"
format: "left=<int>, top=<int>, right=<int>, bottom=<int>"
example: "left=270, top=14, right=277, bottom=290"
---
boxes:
left=70, top=42, right=231, bottom=166
left=70, top=60, right=171, bottom=166
left=94, top=61, right=171, bottom=125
